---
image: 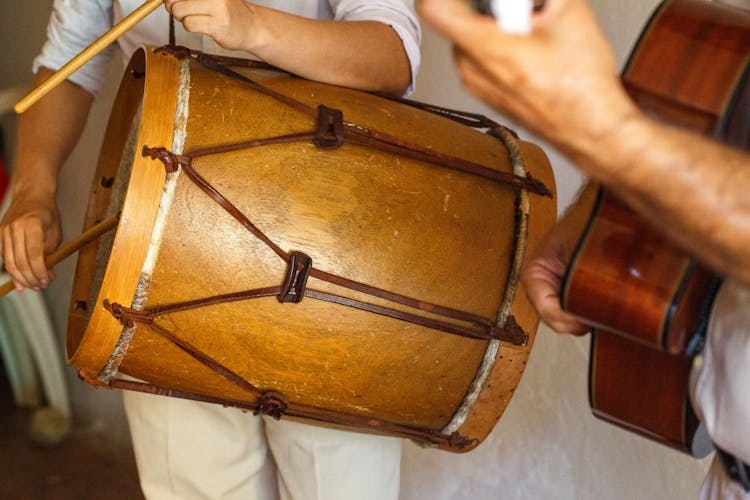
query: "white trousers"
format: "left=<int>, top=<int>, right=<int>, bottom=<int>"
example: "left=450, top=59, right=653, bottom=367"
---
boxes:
left=123, top=391, right=402, bottom=500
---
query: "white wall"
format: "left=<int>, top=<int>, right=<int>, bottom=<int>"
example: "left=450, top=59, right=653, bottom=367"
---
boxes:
left=0, top=0, right=50, bottom=172
left=3, top=0, right=712, bottom=497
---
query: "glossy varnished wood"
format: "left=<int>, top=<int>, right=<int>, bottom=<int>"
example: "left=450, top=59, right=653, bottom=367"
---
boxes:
left=564, top=191, right=691, bottom=349
left=590, top=332, right=698, bottom=449
left=563, top=0, right=750, bottom=454
left=624, top=0, right=750, bottom=131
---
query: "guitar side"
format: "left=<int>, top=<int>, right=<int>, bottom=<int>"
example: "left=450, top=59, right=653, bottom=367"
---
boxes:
left=561, top=0, right=750, bottom=456
left=562, top=188, right=709, bottom=455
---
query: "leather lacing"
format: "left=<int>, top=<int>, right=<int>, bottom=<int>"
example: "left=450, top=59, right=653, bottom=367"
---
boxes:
left=91, top=45, right=549, bottom=447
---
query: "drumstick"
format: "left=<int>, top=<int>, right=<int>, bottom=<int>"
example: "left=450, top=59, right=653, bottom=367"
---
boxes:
left=0, top=212, right=121, bottom=297
left=14, top=0, right=163, bottom=114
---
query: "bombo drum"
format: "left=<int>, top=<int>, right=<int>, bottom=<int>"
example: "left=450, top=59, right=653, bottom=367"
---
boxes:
left=67, top=46, right=556, bottom=452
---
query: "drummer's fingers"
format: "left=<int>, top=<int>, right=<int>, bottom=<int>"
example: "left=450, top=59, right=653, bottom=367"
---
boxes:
left=164, top=0, right=195, bottom=20
left=163, top=0, right=178, bottom=15
left=166, top=0, right=218, bottom=22
left=13, top=225, right=41, bottom=290
left=26, top=224, right=51, bottom=288
left=2, top=225, right=29, bottom=290
left=5, top=221, right=48, bottom=290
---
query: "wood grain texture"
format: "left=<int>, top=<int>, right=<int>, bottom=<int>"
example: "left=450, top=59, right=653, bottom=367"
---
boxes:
left=67, top=49, right=556, bottom=450
left=563, top=0, right=750, bottom=454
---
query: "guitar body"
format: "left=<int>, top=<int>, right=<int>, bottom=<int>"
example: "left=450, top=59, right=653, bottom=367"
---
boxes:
left=562, top=0, right=750, bottom=455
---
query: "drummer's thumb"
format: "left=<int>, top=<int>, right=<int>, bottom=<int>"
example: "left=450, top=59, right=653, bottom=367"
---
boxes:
left=43, top=213, right=63, bottom=276
left=45, top=211, right=62, bottom=249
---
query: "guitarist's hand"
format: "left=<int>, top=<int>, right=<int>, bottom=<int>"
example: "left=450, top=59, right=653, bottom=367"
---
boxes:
left=521, top=184, right=598, bottom=336
left=419, top=0, right=639, bottom=176
left=521, top=225, right=589, bottom=336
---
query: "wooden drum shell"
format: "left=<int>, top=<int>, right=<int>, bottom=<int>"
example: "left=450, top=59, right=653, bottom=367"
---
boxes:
left=67, top=47, right=556, bottom=451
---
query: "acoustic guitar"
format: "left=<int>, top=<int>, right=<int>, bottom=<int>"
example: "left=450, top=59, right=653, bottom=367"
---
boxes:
left=561, top=0, right=750, bottom=456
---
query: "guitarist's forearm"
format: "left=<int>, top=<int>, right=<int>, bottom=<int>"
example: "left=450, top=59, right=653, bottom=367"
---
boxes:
left=566, top=113, right=750, bottom=287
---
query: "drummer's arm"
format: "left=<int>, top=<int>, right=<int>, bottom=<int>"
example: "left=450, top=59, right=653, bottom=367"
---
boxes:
left=243, top=14, right=413, bottom=97
left=165, top=1, right=413, bottom=96
left=0, top=67, right=93, bottom=291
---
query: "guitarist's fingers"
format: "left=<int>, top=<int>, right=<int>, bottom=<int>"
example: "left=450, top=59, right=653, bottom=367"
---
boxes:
left=419, top=0, right=614, bottom=94
left=453, top=49, right=523, bottom=125
left=520, top=226, right=591, bottom=336
left=522, top=261, right=590, bottom=336
left=419, top=0, right=522, bottom=67
left=418, top=0, right=559, bottom=51
left=419, top=0, right=497, bottom=42
left=546, top=314, right=590, bottom=337
left=419, top=0, right=567, bottom=135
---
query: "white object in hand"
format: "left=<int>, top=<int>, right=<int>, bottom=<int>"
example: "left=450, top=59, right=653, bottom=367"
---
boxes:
left=492, top=0, right=533, bottom=34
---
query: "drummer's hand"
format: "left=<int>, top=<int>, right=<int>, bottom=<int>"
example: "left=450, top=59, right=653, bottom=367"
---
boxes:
left=0, top=194, right=61, bottom=291
left=164, top=0, right=263, bottom=52
left=520, top=226, right=589, bottom=336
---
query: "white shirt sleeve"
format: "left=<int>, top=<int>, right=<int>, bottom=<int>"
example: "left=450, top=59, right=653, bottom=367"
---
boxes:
left=33, top=0, right=116, bottom=95
left=690, top=278, right=750, bottom=464
left=329, top=0, right=422, bottom=96
left=33, top=0, right=420, bottom=96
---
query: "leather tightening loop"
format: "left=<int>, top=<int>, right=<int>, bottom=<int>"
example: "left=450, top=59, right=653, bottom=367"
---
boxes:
left=254, top=392, right=289, bottom=420
left=93, top=45, right=541, bottom=448
left=314, top=105, right=345, bottom=149
left=278, top=252, right=313, bottom=303
left=142, top=146, right=191, bottom=173
left=130, top=45, right=533, bottom=346
left=103, top=299, right=154, bottom=327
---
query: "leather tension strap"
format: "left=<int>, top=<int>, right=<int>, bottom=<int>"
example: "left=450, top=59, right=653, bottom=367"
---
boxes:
left=156, top=45, right=551, bottom=197
left=79, top=371, right=476, bottom=449
left=109, top=44, right=535, bottom=346
left=134, top=141, right=527, bottom=344
left=95, top=47, right=539, bottom=443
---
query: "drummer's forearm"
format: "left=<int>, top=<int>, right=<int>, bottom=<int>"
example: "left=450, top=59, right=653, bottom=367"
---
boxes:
left=246, top=8, right=412, bottom=96
left=14, top=68, right=94, bottom=200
